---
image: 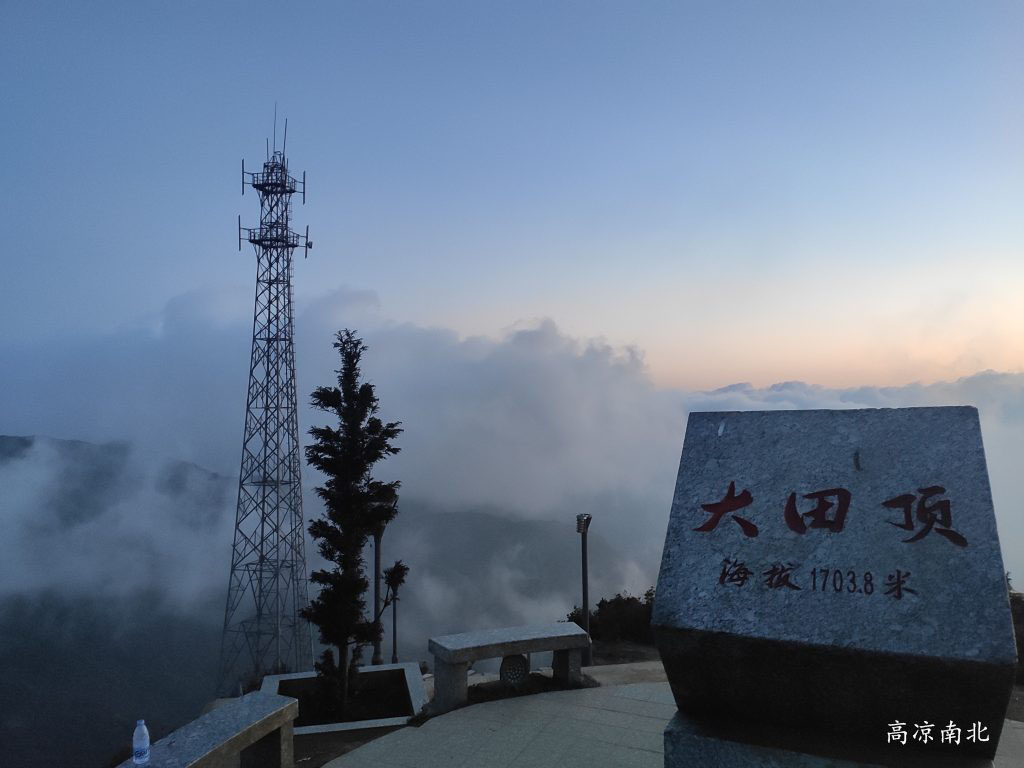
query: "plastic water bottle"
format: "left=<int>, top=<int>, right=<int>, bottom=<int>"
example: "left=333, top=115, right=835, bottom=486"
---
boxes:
left=132, top=719, right=150, bottom=765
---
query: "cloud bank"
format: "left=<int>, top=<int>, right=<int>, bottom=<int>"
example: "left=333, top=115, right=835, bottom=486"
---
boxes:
left=2, top=285, right=1022, bottom=607
left=2, top=286, right=1023, bottom=765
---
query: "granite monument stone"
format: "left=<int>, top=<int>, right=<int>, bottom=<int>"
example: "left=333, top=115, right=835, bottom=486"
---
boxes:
left=653, top=407, right=1017, bottom=763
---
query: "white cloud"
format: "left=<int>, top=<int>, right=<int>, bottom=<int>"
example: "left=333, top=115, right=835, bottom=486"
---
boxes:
left=1, top=286, right=1021, bottom=618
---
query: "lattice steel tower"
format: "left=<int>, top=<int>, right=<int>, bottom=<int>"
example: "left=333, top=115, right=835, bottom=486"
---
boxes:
left=219, top=122, right=314, bottom=692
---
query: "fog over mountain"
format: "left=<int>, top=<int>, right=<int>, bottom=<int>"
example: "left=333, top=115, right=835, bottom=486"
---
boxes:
left=2, top=288, right=1023, bottom=766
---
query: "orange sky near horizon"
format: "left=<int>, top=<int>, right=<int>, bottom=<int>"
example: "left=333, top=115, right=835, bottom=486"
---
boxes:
left=425, top=248, right=1024, bottom=392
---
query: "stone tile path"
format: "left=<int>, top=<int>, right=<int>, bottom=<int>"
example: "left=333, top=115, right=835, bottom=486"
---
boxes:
left=996, top=718, right=1024, bottom=768
left=324, top=680, right=1024, bottom=768
left=583, top=661, right=666, bottom=687
left=324, top=683, right=674, bottom=768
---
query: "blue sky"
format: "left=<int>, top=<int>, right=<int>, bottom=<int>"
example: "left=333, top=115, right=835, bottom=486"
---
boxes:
left=4, top=1, right=1022, bottom=387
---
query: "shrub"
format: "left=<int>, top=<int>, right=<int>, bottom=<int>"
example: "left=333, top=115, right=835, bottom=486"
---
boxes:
left=567, top=587, right=655, bottom=645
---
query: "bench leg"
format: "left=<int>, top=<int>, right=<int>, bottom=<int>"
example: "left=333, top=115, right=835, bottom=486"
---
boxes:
left=278, top=721, right=294, bottom=768
left=553, top=648, right=582, bottom=686
left=239, top=722, right=292, bottom=768
left=239, top=733, right=270, bottom=768
left=434, top=660, right=469, bottom=713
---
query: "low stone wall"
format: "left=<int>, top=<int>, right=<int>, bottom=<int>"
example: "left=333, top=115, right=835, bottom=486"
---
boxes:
left=115, top=691, right=297, bottom=768
left=260, top=663, right=428, bottom=735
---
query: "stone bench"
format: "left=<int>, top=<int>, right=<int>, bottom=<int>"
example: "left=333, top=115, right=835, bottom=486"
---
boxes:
left=115, top=691, right=298, bottom=768
left=428, top=623, right=590, bottom=712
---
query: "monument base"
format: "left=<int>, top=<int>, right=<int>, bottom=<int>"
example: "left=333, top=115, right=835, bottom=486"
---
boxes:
left=664, top=711, right=994, bottom=768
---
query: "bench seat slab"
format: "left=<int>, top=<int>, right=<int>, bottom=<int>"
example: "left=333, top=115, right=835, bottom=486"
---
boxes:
left=428, top=623, right=589, bottom=664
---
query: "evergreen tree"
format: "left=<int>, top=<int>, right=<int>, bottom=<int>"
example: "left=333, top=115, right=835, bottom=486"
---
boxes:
left=302, top=330, right=402, bottom=712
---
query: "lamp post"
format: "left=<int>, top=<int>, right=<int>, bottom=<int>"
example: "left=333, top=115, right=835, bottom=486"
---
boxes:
left=576, top=513, right=592, bottom=666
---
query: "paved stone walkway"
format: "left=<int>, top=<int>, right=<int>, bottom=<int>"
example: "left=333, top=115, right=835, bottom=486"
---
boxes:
left=583, top=661, right=666, bottom=687
left=996, top=718, right=1024, bottom=768
left=325, top=680, right=1024, bottom=768
left=324, top=683, right=674, bottom=768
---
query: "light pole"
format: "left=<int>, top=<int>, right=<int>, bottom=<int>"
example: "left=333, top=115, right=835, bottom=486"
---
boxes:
left=576, top=513, right=592, bottom=666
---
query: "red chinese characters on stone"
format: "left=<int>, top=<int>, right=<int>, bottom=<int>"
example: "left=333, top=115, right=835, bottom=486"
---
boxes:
left=762, top=562, right=801, bottom=590
left=719, top=558, right=753, bottom=586
left=882, top=486, right=968, bottom=547
left=885, top=569, right=917, bottom=599
left=784, top=488, right=851, bottom=534
left=695, top=481, right=758, bottom=538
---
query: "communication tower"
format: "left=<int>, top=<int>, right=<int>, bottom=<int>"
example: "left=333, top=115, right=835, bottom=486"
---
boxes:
left=218, top=119, right=314, bottom=692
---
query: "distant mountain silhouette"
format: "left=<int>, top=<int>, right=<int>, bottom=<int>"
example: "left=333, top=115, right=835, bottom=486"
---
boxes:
left=0, top=435, right=230, bottom=529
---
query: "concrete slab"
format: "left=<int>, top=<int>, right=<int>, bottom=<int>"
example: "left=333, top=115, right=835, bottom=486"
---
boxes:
left=323, top=684, right=1024, bottom=768
left=428, top=624, right=589, bottom=664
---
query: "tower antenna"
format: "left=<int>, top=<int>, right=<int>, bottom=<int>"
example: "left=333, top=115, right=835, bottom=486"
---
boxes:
left=220, top=122, right=314, bottom=693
